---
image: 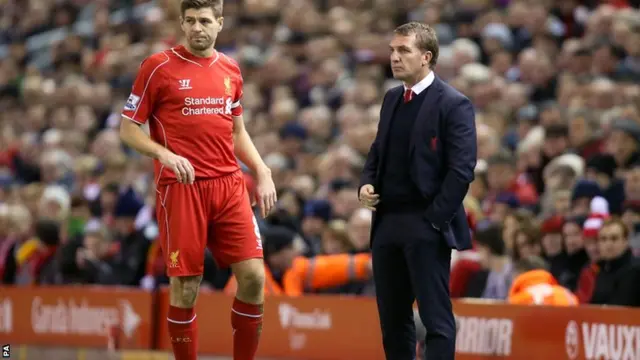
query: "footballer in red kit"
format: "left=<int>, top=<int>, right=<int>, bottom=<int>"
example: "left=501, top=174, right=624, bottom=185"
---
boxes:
left=119, top=1, right=275, bottom=359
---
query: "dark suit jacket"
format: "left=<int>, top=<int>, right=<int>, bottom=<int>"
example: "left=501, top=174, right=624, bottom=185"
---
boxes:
left=359, top=75, right=477, bottom=250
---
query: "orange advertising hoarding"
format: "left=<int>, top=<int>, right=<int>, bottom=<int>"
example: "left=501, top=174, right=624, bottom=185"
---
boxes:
left=453, top=301, right=640, bottom=360
left=157, top=290, right=640, bottom=360
left=1, top=285, right=639, bottom=360
left=156, top=288, right=384, bottom=359
left=0, top=286, right=153, bottom=349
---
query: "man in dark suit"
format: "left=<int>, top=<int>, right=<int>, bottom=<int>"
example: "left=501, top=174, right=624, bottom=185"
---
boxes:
left=359, top=22, right=477, bottom=360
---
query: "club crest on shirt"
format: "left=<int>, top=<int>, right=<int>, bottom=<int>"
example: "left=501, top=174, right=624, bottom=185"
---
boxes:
left=224, top=76, right=232, bottom=96
left=169, top=250, right=179, bottom=268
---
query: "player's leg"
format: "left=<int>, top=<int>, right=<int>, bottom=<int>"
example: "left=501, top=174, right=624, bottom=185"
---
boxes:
left=229, top=258, right=265, bottom=359
left=209, top=172, right=265, bottom=360
left=157, top=183, right=208, bottom=360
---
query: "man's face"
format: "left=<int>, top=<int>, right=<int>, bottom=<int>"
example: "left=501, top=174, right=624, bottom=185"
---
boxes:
left=584, top=237, right=599, bottom=261
left=562, top=222, right=584, bottom=254
left=389, top=33, right=430, bottom=83
left=100, top=191, right=117, bottom=211
left=571, top=197, right=591, bottom=217
left=625, top=168, right=640, bottom=199
left=542, top=233, right=563, bottom=257
left=486, top=163, right=514, bottom=191
left=607, top=130, right=637, bottom=161
left=568, top=116, right=590, bottom=147
left=515, top=233, right=541, bottom=259
left=181, top=7, right=223, bottom=52
left=114, top=217, right=134, bottom=237
left=301, top=216, right=325, bottom=237
left=597, top=223, right=628, bottom=260
left=489, top=203, right=509, bottom=223
left=543, top=135, right=568, bottom=157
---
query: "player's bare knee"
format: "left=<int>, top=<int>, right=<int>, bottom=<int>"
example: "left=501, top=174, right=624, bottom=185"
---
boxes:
left=232, top=259, right=265, bottom=302
left=237, top=271, right=264, bottom=302
left=169, top=275, right=202, bottom=308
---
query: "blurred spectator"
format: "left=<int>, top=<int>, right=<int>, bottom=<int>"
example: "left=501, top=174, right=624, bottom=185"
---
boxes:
left=560, top=215, right=589, bottom=291
left=321, top=219, right=354, bottom=255
left=469, top=223, right=515, bottom=300
left=540, top=215, right=567, bottom=279
left=590, top=217, right=640, bottom=306
left=0, top=0, right=638, bottom=310
left=507, top=255, right=579, bottom=306
left=223, top=226, right=372, bottom=296
left=484, top=151, right=538, bottom=212
left=513, top=224, right=543, bottom=260
left=585, top=153, right=625, bottom=214
left=622, top=200, right=640, bottom=253
left=14, top=219, right=60, bottom=285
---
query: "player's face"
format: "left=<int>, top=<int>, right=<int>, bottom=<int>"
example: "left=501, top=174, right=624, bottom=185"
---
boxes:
left=181, top=7, right=223, bottom=52
left=389, top=33, right=431, bottom=83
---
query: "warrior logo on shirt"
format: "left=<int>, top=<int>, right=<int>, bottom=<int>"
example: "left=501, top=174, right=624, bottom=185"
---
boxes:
left=224, top=76, right=232, bottom=96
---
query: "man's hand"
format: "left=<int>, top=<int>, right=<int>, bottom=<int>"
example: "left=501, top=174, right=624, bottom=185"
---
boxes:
left=256, top=168, right=277, bottom=218
left=359, top=184, right=379, bottom=211
left=158, top=150, right=195, bottom=184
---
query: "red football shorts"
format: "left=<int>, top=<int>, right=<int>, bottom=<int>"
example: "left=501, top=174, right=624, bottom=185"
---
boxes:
left=156, top=170, right=263, bottom=277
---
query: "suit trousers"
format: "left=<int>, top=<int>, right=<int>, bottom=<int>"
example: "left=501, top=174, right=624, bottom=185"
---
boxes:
left=372, top=208, right=456, bottom=360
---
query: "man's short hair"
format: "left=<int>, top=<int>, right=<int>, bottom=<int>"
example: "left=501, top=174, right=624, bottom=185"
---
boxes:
left=601, top=216, right=629, bottom=239
left=474, top=223, right=506, bottom=256
left=180, top=0, right=223, bottom=18
left=487, top=150, right=515, bottom=167
left=394, top=22, right=439, bottom=68
left=515, top=256, right=549, bottom=273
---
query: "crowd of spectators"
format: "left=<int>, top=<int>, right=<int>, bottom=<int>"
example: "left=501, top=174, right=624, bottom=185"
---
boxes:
left=1, top=0, right=640, bottom=307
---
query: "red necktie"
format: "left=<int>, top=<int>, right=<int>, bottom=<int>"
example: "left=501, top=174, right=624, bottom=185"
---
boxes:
left=403, top=88, right=414, bottom=103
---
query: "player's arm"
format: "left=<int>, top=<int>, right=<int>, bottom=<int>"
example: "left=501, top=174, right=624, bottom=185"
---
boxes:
left=119, top=55, right=194, bottom=184
left=232, top=115, right=270, bottom=178
left=229, top=62, right=277, bottom=216
left=233, top=114, right=277, bottom=217
left=119, top=120, right=169, bottom=160
left=119, top=117, right=195, bottom=184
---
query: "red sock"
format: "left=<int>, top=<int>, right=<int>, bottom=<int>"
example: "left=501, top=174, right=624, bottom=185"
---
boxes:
left=167, top=306, right=198, bottom=360
left=231, top=297, right=263, bottom=360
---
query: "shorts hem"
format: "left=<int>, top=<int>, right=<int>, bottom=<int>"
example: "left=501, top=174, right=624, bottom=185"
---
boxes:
left=166, top=270, right=205, bottom=277
left=225, top=255, right=264, bottom=268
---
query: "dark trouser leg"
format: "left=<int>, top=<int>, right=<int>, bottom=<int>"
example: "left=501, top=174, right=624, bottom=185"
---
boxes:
left=372, top=215, right=416, bottom=360
left=404, top=222, right=455, bottom=360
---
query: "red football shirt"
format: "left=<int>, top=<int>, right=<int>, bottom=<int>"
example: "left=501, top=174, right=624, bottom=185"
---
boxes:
left=121, top=45, right=244, bottom=185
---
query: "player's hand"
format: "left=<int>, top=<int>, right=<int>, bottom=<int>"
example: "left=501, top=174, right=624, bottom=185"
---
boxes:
left=159, top=150, right=195, bottom=184
left=359, top=184, right=379, bottom=211
left=256, top=169, right=277, bottom=218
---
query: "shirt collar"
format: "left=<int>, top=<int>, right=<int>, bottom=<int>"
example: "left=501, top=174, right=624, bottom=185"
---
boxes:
left=404, top=71, right=435, bottom=95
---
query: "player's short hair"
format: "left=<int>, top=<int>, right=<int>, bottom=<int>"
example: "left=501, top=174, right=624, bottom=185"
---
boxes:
left=180, top=0, right=223, bottom=18
left=394, top=22, right=439, bottom=68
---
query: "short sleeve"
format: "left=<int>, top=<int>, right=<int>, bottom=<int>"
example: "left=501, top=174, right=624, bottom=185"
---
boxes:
left=230, top=62, right=244, bottom=117
left=122, top=54, right=168, bottom=124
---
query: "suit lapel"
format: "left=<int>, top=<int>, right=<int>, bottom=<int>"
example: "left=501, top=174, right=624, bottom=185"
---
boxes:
left=377, top=86, right=403, bottom=155
left=410, top=76, right=443, bottom=153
